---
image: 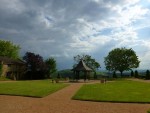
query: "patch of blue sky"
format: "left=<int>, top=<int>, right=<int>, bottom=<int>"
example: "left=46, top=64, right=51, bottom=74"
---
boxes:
left=93, top=28, right=113, bottom=37
left=137, top=27, right=150, bottom=39
left=139, top=0, right=150, bottom=8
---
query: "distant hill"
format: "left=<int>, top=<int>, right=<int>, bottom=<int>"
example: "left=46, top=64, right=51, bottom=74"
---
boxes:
left=58, top=69, right=73, bottom=78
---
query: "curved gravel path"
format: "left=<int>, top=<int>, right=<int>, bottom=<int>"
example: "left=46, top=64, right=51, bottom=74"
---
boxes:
left=0, top=81, right=150, bottom=113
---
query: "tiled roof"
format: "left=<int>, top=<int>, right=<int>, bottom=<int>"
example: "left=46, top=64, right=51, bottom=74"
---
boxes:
left=0, top=56, right=25, bottom=65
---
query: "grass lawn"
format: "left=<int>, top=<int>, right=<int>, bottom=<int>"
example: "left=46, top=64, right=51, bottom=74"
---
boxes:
left=0, top=80, right=68, bottom=98
left=73, top=80, right=150, bottom=103
left=0, top=76, right=11, bottom=81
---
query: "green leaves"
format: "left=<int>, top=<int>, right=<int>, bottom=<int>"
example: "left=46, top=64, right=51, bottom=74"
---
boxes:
left=0, top=40, right=20, bottom=59
left=45, top=57, right=57, bottom=77
left=104, top=47, right=140, bottom=75
left=74, top=54, right=100, bottom=71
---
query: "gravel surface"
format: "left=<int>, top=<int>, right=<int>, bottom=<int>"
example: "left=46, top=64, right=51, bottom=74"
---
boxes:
left=0, top=81, right=150, bottom=113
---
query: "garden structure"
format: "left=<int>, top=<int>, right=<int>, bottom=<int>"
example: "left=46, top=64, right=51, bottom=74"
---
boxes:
left=72, top=60, right=92, bottom=81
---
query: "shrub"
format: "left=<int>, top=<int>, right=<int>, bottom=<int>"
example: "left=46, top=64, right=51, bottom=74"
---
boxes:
left=113, top=71, right=117, bottom=78
left=131, top=70, right=134, bottom=77
left=147, top=109, right=150, bottom=113
left=134, top=70, right=139, bottom=78
left=146, top=70, right=150, bottom=80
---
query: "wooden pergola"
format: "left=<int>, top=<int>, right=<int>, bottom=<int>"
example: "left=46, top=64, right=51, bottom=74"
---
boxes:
left=72, top=60, right=92, bottom=81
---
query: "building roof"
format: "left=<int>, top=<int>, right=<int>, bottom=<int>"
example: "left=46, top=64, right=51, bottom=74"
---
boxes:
left=0, top=56, right=25, bottom=65
left=73, top=60, right=92, bottom=71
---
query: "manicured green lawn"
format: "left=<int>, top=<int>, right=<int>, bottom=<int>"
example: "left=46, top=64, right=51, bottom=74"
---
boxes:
left=0, top=80, right=68, bottom=97
left=73, top=80, right=150, bottom=103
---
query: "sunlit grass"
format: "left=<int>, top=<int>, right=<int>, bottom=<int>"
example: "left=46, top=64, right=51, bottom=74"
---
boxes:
left=73, top=80, right=150, bottom=103
left=0, top=80, right=68, bottom=97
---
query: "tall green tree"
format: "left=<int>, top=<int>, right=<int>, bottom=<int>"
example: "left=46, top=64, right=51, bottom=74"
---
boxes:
left=104, top=47, right=140, bottom=76
left=0, top=40, right=20, bottom=59
left=45, top=57, right=57, bottom=78
left=74, top=54, right=100, bottom=75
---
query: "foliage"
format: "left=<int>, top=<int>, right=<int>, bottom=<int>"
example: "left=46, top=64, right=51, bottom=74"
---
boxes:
left=73, top=80, right=150, bottom=103
left=148, top=110, right=150, bottom=113
left=74, top=54, right=100, bottom=71
left=113, top=71, right=117, bottom=78
left=23, top=52, right=46, bottom=79
left=131, top=70, right=134, bottom=77
left=146, top=70, right=150, bottom=80
left=0, top=40, right=20, bottom=59
left=0, top=80, right=68, bottom=97
left=93, top=71, right=97, bottom=79
left=0, top=63, right=2, bottom=76
left=57, top=73, right=61, bottom=79
left=58, top=69, right=74, bottom=78
left=104, top=47, right=140, bottom=76
left=134, top=70, right=139, bottom=78
left=45, top=57, right=57, bottom=78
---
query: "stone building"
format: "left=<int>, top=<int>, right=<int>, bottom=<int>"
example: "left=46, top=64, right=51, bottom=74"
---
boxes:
left=0, top=56, right=26, bottom=80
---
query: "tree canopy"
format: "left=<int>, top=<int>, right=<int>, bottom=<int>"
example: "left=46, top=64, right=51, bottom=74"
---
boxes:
left=104, top=47, right=140, bottom=76
left=23, top=52, right=46, bottom=79
left=0, top=40, right=20, bottom=59
left=74, top=54, right=100, bottom=71
left=45, top=57, right=57, bottom=78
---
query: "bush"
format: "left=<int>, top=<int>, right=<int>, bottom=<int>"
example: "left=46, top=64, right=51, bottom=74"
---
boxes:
left=131, top=70, right=134, bottom=77
left=146, top=70, right=150, bottom=80
left=147, top=110, right=150, bottom=113
left=113, top=71, right=117, bottom=78
left=134, top=70, right=139, bottom=78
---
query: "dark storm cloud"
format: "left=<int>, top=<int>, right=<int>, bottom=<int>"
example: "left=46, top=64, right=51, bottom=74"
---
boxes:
left=0, top=0, right=149, bottom=69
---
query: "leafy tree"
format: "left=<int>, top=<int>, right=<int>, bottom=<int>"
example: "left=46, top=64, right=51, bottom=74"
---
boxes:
left=104, top=47, right=140, bottom=76
left=74, top=54, right=100, bottom=73
left=146, top=70, right=150, bottom=80
left=45, top=57, right=57, bottom=78
left=134, top=70, right=139, bottom=78
left=0, top=40, right=20, bottom=59
left=131, top=70, right=134, bottom=77
left=23, top=52, right=46, bottom=79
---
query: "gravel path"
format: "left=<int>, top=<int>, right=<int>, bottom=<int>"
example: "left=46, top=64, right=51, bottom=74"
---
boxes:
left=0, top=81, right=150, bottom=113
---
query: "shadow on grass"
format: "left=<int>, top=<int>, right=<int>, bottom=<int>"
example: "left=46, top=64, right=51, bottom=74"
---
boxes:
left=72, top=98, right=150, bottom=104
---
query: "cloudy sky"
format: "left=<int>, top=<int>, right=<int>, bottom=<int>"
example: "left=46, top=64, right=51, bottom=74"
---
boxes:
left=0, top=0, right=150, bottom=70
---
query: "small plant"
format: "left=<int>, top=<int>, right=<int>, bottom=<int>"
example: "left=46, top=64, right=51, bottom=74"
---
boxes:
left=147, top=109, right=150, bottom=113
